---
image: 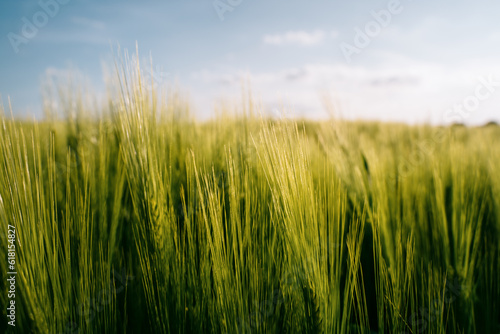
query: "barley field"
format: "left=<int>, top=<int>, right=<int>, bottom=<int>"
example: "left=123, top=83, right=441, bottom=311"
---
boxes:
left=1, top=56, right=499, bottom=334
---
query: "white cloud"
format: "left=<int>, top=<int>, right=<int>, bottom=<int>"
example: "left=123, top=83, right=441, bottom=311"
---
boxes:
left=263, top=30, right=326, bottom=46
left=189, top=59, right=500, bottom=124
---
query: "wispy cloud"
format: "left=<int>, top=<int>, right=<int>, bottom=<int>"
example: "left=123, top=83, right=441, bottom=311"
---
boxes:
left=189, top=58, right=500, bottom=124
left=263, top=30, right=326, bottom=46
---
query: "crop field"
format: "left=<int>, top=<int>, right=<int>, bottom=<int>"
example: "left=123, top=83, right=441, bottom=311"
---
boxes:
left=1, top=59, right=499, bottom=334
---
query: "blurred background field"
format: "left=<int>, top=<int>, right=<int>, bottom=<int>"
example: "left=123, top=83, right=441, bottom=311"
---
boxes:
left=0, top=56, right=499, bottom=334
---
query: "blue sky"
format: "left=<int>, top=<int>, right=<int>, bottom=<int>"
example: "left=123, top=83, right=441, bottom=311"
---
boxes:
left=1, top=0, right=500, bottom=124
